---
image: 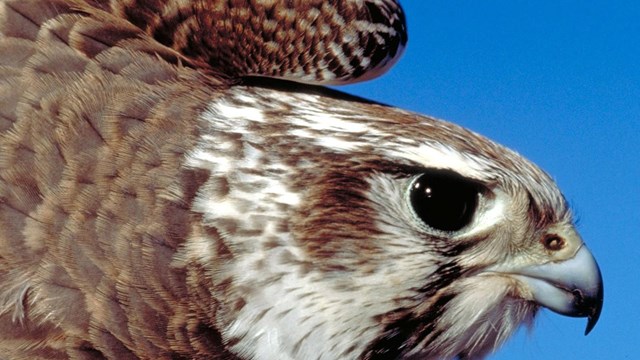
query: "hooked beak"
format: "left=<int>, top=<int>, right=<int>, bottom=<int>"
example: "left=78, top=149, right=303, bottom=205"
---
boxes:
left=510, top=245, right=603, bottom=335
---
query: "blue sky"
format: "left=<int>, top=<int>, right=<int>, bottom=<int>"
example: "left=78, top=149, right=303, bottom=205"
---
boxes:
left=340, top=2, right=639, bottom=359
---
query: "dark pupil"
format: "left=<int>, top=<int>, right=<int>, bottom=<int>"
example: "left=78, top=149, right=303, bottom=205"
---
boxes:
left=410, top=170, right=479, bottom=232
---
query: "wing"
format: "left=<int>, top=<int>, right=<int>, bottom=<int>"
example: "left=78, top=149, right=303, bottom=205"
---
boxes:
left=0, top=2, right=234, bottom=357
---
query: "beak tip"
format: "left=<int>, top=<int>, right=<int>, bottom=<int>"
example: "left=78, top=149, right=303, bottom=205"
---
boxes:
left=584, top=318, right=596, bottom=336
left=584, top=292, right=603, bottom=336
left=585, top=265, right=604, bottom=336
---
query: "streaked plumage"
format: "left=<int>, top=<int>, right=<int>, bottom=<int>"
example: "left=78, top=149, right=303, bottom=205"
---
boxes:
left=0, top=1, right=602, bottom=359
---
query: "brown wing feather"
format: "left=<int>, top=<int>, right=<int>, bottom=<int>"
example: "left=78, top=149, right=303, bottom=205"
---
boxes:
left=94, top=0, right=407, bottom=84
left=0, top=1, right=233, bottom=357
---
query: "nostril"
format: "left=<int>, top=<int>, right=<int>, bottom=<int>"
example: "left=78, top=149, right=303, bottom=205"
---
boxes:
left=542, top=234, right=565, bottom=251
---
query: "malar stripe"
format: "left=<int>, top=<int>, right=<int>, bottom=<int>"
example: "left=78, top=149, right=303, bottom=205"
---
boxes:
left=362, top=293, right=457, bottom=360
left=417, top=262, right=464, bottom=298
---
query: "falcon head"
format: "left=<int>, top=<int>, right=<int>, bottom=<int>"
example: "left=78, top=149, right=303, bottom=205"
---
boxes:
left=179, top=83, right=603, bottom=359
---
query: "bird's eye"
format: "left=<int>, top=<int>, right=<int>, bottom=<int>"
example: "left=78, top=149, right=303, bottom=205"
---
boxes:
left=409, top=170, right=481, bottom=232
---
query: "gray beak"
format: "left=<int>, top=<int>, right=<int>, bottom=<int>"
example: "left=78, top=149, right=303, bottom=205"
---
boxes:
left=512, top=245, right=603, bottom=335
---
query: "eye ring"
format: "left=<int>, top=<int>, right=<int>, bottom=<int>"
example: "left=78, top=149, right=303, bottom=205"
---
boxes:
left=408, top=169, right=482, bottom=233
